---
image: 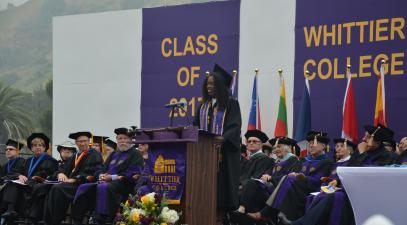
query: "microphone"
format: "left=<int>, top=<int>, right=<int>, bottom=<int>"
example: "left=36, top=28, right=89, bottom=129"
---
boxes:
left=164, top=101, right=187, bottom=108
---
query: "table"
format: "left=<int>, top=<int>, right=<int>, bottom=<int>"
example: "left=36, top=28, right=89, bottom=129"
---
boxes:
left=337, top=167, right=407, bottom=225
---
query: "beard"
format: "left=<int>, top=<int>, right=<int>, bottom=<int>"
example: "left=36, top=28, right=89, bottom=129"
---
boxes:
left=117, top=144, right=130, bottom=151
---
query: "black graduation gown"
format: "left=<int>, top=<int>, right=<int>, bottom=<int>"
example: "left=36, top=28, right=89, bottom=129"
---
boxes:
left=194, top=98, right=242, bottom=210
left=239, top=152, right=274, bottom=187
left=44, top=149, right=103, bottom=225
left=294, top=149, right=393, bottom=225
left=0, top=157, right=25, bottom=212
left=353, top=146, right=393, bottom=166
left=265, top=156, right=333, bottom=220
left=394, top=150, right=407, bottom=164
left=0, top=157, right=26, bottom=182
left=1, top=154, right=57, bottom=216
left=71, top=148, right=144, bottom=220
left=239, top=155, right=301, bottom=213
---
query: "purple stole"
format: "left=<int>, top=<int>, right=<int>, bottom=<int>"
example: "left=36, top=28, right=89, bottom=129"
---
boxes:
left=199, top=101, right=227, bottom=135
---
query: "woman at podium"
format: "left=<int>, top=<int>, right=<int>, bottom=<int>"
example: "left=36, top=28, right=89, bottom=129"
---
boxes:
left=193, top=64, right=242, bottom=211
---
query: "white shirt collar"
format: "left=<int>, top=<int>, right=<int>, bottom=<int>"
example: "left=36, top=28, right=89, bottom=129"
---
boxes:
left=250, top=149, right=263, bottom=158
left=337, top=155, right=351, bottom=163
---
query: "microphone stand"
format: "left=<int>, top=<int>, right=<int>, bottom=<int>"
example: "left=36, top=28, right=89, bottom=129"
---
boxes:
left=169, top=105, right=176, bottom=127
left=168, top=104, right=191, bottom=127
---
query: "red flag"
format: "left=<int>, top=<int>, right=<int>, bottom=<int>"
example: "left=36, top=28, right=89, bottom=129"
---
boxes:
left=341, top=68, right=359, bottom=143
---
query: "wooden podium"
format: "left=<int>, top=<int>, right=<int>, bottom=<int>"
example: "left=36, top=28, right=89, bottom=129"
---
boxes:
left=132, top=126, right=221, bottom=225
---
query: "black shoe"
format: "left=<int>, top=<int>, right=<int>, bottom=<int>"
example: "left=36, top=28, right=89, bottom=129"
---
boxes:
left=229, top=211, right=244, bottom=223
left=277, top=212, right=292, bottom=225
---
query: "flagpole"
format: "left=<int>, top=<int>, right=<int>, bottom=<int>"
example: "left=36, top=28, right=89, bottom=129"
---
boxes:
left=380, top=59, right=386, bottom=122
left=278, top=68, right=283, bottom=80
left=255, top=68, right=261, bottom=130
left=231, top=70, right=237, bottom=96
left=305, top=70, right=310, bottom=94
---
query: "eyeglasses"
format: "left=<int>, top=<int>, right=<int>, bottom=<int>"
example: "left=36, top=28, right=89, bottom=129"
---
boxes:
left=247, top=140, right=261, bottom=144
left=5, top=148, right=16, bottom=151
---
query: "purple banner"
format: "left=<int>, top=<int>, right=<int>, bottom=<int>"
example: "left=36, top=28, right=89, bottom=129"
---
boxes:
left=141, top=1, right=240, bottom=128
left=294, top=0, right=407, bottom=141
left=148, top=143, right=186, bottom=204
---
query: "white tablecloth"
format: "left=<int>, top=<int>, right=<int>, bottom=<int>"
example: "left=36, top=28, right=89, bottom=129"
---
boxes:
left=337, top=167, right=407, bottom=225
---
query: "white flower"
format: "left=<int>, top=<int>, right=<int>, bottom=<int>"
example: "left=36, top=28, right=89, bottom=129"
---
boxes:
left=160, top=207, right=179, bottom=224
left=146, top=192, right=156, bottom=202
left=130, top=208, right=146, bottom=216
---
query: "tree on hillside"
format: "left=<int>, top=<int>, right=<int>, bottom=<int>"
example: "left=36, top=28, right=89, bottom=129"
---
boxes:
left=0, top=82, right=33, bottom=142
left=39, top=79, right=52, bottom=138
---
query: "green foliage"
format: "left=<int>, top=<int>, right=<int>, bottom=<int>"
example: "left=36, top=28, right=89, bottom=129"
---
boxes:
left=0, top=82, right=33, bottom=142
left=0, top=0, right=209, bottom=141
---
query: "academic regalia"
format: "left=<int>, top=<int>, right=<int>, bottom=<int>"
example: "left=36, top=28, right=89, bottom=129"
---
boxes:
left=354, top=124, right=394, bottom=166
left=268, top=156, right=302, bottom=187
left=44, top=148, right=103, bottom=225
left=394, top=150, right=407, bottom=164
left=290, top=191, right=355, bottom=225
left=71, top=148, right=143, bottom=222
left=353, top=146, right=393, bottom=166
left=310, top=146, right=392, bottom=225
left=1, top=153, right=57, bottom=218
left=239, top=152, right=274, bottom=187
left=297, top=149, right=393, bottom=225
left=194, top=97, right=242, bottom=210
left=0, top=157, right=25, bottom=213
left=239, top=155, right=300, bottom=213
left=305, top=158, right=352, bottom=210
left=0, top=157, right=26, bottom=182
left=264, top=154, right=333, bottom=220
left=134, top=156, right=152, bottom=196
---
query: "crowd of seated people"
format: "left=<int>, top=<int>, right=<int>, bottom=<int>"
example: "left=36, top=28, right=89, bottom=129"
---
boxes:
left=0, top=123, right=406, bottom=225
left=0, top=128, right=146, bottom=225
left=230, top=123, right=407, bottom=225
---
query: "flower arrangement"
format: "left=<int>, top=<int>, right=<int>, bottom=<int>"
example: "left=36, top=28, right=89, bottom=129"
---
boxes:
left=116, top=192, right=181, bottom=225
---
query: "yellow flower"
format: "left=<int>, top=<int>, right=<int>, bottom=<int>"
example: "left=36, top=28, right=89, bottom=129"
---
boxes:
left=131, top=211, right=140, bottom=223
left=120, top=223, right=126, bottom=225
left=160, top=223, right=167, bottom=225
left=141, top=195, right=149, bottom=204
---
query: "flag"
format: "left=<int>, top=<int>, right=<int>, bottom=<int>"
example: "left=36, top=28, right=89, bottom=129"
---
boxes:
left=374, top=63, right=386, bottom=126
left=294, top=78, right=311, bottom=157
left=274, top=76, right=288, bottom=137
left=342, top=68, right=359, bottom=143
left=247, top=73, right=262, bottom=130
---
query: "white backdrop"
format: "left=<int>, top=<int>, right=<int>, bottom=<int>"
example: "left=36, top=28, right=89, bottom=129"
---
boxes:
left=239, top=0, right=295, bottom=136
left=53, top=10, right=142, bottom=157
left=52, top=0, right=295, bottom=158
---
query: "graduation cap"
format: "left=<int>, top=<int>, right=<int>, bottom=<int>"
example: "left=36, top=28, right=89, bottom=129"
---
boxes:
left=333, top=138, right=357, bottom=149
left=269, top=136, right=297, bottom=147
left=364, top=123, right=394, bottom=143
left=27, top=133, right=50, bottom=150
left=105, top=138, right=117, bottom=150
left=68, top=131, right=92, bottom=140
left=244, top=129, right=269, bottom=143
left=57, top=140, right=77, bottom=153
left=114, top=127, right=131, bottom=136
left=212, top=64, right=233, bottom=88
left=306, top=130, right=330, bottom=144
left=5, top=139, right=24, bottom=150
left=93, top=136, right=108, bottom=144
